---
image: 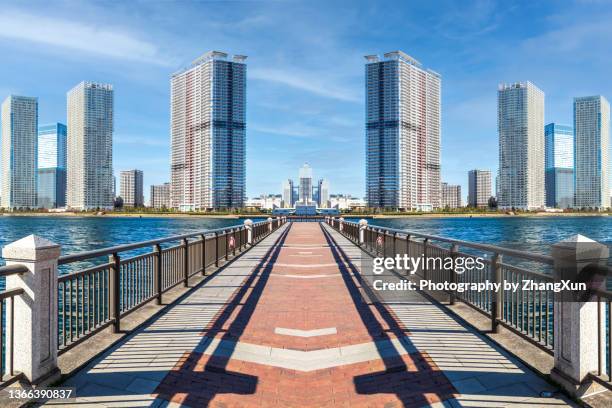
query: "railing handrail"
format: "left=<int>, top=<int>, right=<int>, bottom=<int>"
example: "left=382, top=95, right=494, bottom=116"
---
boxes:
left=58, top=220, right=269, bottom=265
left=0, top=264, right=29, bottom=276
left=340, top=219, right=554, bottom=265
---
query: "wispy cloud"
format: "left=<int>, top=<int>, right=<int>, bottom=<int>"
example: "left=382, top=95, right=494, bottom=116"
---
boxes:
left=249, top=124, right=317, bottom=138
left=250, top=68, right=360, bottom=103
left=0, top=10, right=171, bottom=65
left=115, top=135, right=168, bottom=147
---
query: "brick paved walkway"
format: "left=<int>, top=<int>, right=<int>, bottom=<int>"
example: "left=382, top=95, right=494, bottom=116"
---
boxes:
left=43, top=222, right=575, bottom=407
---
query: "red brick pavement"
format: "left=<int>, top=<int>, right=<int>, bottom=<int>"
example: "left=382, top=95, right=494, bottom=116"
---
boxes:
left=155, top=223, right=457, bottom=407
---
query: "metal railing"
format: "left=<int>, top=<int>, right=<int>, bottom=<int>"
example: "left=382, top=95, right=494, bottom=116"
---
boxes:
left=0, top=264, right=28, bottom=385
left=329, top=218, right=612, bottom=386
left=0, top=218, right=284, bottom=377
left=329, top=218, right=558, bottom=349
left=55, top=219, right=283, bottom=353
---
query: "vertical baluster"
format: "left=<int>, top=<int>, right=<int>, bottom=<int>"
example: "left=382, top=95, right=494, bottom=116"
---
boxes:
left=109, top=253, right=121, bottom=333
left=182, top=238, right=189, bottom=287
left=0, top=299, right=4, bottom=377
left=201, top=235, right=207, bottom=275
left=215, top=232, right=220, bottom=267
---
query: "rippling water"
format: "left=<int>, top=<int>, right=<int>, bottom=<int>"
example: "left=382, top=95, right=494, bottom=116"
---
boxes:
left=0, top=216, right=261, bottom=260
left=358, top=215, right=612, bottom=255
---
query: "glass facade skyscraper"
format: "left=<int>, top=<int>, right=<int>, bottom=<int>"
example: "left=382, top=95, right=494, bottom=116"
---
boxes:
left=1, top=95, right=38, bottom=209
left=573, top=96, right=610, bottom=209
left=365, top=51, right=441, bottom=210
left=170, top=51, right=246, bottom=211
left=67, top=82, right=114, bottom=210
left=497, top=82, right=545, bottom=209
left=37, top=123, right=67, bottom=208
left=468, top=169, right=492, bottom=208
left=544, top=123, right=574, bottom=208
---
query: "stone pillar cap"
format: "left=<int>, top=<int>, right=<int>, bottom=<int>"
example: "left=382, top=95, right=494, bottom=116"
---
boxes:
left=359, top=219, right=368, bottom=226
left=243, top=219, right=253, bottom=226
left=2, top=235, right=61, bottom=261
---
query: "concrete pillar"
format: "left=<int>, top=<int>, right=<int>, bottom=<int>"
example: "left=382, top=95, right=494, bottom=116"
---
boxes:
left=267, top=217, right=273, bottom=232
left=339, top=217, right=345, bottom=232
left=550, top=234, right=608, bottom=398
left=359, top=219, right=368, bottom=245
left=244, top=219, right=253, bottom=245
left=2, top=235, right=61, bottom=386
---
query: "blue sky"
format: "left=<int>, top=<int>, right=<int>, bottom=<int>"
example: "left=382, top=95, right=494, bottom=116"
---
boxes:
left=1, top=0, right=611, bottom=201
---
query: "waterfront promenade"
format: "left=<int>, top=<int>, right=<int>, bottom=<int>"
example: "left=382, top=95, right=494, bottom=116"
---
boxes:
left=36, top=222, right=577, bottom=407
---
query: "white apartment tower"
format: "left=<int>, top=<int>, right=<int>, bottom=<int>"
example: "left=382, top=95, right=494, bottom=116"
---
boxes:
left=170, top=51, right=247, bottom=211
left=120, top=169, right=144, bottom=207
left=150, top=183, right=171, bottom=209
left=574, top=96, right=610, bottom=209
left=497, top=82, right=545, bottom=209
left=468, top=169, right=492, bottom=208
left=441, top=183, right=461, bottom=209
left=1, top=95, right=38, bottom=209
left=365, top=51, right=441, bottom=211
left=67, top=82, right=114, bottom=210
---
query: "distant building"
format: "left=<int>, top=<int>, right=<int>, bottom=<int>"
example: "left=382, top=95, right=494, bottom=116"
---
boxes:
left=120, top=170, right=144, bottom=207
left=497, top=82, right=545, bottom=209
left=150, top=182, right=171, bottom=209
left=365, top=51, right=441, bottom=210
left=38, top=123, right=67, bottom=208
left=1, top=95, right=38, bottom=209
left=441, top=183, right=461, bottom=209
left=468, top=170, right=492, bottom=208
left=298, top=163, right=314, bottom=205
left=170, top=51, right=246, bottom=211
left=245, top=194, right=282, bottom=210
left=544, top=123, right=574, bottom=208
left=67, top=82, right=114, bottom=210
left=330, top=194, right=366, bottom=210
left=574, top=96, right=610, bottom=209
left=318, top=179, right=330, bottom=208
left=282, top=179, right=295, bottom=208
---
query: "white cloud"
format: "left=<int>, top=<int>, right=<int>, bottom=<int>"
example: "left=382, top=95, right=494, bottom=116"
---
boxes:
left=250, top=68, right=360, bottom=103
left=249, top=124, right=316, bottom=138
left=0, top=11, right=170, bottom=65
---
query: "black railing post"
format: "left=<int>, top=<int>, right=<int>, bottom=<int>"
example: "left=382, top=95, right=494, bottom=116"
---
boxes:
left=423, top=238, right=429, bottom=280
left=201, top=234, right=206, bottom=275
left=154, top=244, right=162, bottom=305
left=109, top=252, right=121, bottom=333
left=233, top=228, right=237, bottom=256
left=491, top=253, right=503, bottom=333
left=393, top=232, right=398, bottom=257
left=182, top=238, right=189, bottom=287
left=225, top=231, right=229, bottom=261
left=449, top=244, right=458, bottom=305
left=215, top=232, right=220, bottom=267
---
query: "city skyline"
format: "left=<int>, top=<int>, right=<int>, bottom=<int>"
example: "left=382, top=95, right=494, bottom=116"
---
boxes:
left=2, top=2, right=612, bottom=201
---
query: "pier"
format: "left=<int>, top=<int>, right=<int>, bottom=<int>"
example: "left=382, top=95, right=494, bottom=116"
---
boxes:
left=0, top=218, right=610, bottom=407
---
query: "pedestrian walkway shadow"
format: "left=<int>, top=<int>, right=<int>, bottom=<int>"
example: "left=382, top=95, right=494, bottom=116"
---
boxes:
left=154, top=224, right=292, bottom=406
left=321, top=224, right=575, bottom=408
left=320, top=224, right=458, bottom=407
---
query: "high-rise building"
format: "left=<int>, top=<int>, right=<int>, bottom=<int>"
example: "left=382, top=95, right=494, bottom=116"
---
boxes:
left=120, top=169, right=144, bottom=207
left=468, top=170, right=492, bottom=208
left=318, top=179, right=330, bottom=208
left=38, top=123, right=67, bottom=208
left=170, top=51, right=246, bottom=211
left=544, top=123, right=574, bottom=208
left=1, top=95, right=38, bottom=209
left=365, top=51, right=441, bottom=211
left=150, top=183, right=171, bottom=209
left=298, top=163, right=313, bottom=204
left=441, top=183, right=461, bottom=209
left=67, top=82, right=114, bottom=210
left=497, top=82, right=545, bottom=209
left=574, top=96, right=610, bottom=209
left=282, top=179, right=295, bottom=208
